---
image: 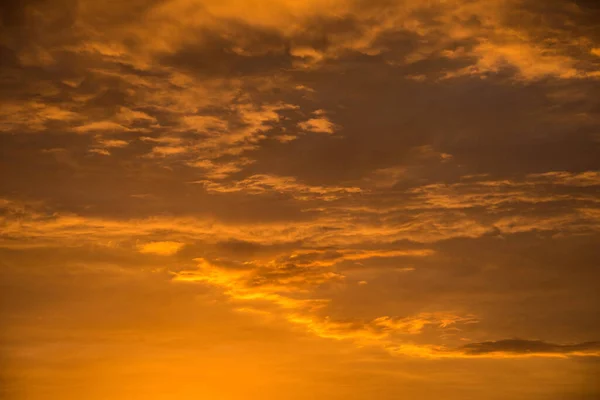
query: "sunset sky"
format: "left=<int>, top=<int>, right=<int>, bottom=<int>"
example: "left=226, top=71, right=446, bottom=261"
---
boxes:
left=1, top=0, right=600, bottom=398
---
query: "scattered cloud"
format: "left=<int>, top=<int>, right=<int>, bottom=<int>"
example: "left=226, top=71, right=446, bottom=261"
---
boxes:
left=2, top=0, right=600, bottom=396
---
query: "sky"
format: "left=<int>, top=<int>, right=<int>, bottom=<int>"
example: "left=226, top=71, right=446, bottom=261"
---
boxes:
left=1, top=0, right=600, bottom=398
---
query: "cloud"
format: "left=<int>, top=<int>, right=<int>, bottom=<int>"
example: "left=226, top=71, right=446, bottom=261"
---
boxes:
left=298, top=110, right=336, bottom=134
left=148, top=145, right=188, bottom=157
left=170, top=258, right=600, bottom=360
left=73, top=121, right=132, bottom=133
left=459, top=339, right=600, bottom=356
left=284, top=248, right=433, bottom=267
left=2, top=180, right=599, bottom=251
left=405, top=171, right=600, bottom=210
left=89, top=148, right=111, bottom=156
left=137, top=241, right=185, bottom=255
left=182, top=115, right=228, bottom=133
left=197, top=174, right=362, bottom=200
left=0, top=101, right=80, bottom=133
left=89, top=136, right=130, bottom=155
left=95, top=138, right=129, bottom=148
left=172, top=258, right=480, bottom=356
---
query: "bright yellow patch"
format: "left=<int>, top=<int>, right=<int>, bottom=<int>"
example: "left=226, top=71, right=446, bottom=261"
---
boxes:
left=137, top=241, right=184, bottom=255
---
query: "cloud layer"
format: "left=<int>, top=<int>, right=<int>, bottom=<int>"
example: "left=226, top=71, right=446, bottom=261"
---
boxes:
left=1, top=0, right=600, bottom=399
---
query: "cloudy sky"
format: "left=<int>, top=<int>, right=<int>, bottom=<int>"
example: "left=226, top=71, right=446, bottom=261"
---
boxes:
left=1, top=0, right=600, bottom=398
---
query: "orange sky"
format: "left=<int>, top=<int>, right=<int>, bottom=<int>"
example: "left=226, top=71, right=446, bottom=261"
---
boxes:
left=1, top=0, right=600, bottom=399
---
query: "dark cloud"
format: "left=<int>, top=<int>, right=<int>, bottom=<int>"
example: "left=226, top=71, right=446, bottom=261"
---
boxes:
left=460, top=339, right=600, bottom=355
left=160, top=25, right=292, bottom=78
